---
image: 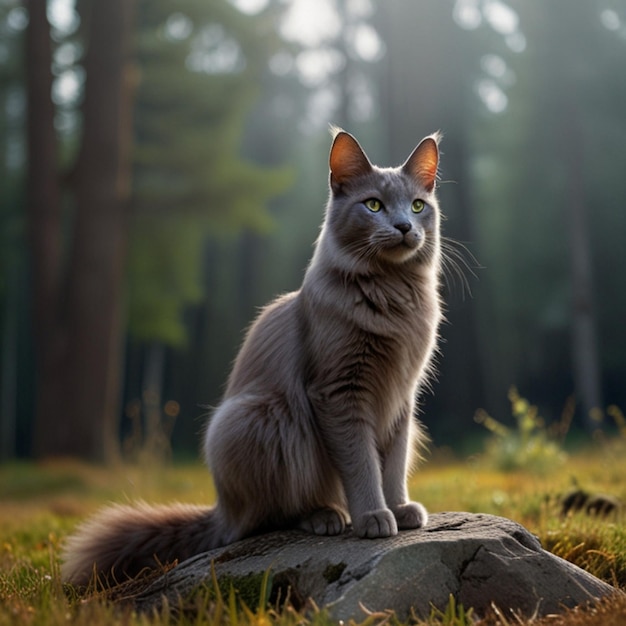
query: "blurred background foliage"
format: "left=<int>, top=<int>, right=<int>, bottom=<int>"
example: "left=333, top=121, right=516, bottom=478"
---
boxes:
left=0, top=0, right=625, bottom=462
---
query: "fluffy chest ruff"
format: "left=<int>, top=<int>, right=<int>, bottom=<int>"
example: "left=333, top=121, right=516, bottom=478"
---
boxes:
left=300, top=268, right=440, bottom=442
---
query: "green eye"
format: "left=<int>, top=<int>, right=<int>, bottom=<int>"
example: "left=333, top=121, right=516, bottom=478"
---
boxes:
left=365, top=198, right=382, bottom=212
left=412, top=199, right=425, bottom=213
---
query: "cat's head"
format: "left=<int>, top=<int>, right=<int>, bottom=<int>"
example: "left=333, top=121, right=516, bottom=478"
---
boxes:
left=321, top=129, right=441, bottom=274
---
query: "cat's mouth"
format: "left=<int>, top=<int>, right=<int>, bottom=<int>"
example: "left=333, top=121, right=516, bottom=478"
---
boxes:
left=378, top=231, right=425, bottom=262
left=401, top=231, right=422, bottom=249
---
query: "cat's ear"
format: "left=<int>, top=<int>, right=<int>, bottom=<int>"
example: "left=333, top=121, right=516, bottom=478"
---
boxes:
left=329, top=128, right=372, bottom=193
left=402, top=132, right=441, bottom=192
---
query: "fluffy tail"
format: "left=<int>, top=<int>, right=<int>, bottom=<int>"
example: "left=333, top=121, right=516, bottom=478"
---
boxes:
left=61, top=502, right=226, bottom=587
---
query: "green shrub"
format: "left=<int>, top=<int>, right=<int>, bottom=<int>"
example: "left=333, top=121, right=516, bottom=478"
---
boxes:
left=475, top=387, right=567, bottom=473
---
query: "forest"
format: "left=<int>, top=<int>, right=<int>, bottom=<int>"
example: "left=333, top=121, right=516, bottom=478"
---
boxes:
left=1, top=0, right=625, bottom=463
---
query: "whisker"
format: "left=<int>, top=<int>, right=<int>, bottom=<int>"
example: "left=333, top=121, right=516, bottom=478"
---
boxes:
left=442, top=240, right=480, bottom=278
left=439, top=237, right=480, bottom=299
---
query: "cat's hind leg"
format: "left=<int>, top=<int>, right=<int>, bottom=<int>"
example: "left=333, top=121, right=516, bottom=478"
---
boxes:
left=204, top=393, right=346, bottom=538
left=297, top=506, right=347, bottom=535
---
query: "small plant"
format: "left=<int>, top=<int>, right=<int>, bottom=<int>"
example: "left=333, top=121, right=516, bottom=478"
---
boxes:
left=606, top=405, right=626, bottom=438
left=425, top=594, right=474, bottom=626
left=475, top=387, right=567, bottom=473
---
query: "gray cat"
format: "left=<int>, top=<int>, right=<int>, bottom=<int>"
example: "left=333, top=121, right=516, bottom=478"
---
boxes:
left=62, top=128, right=443, bottom=586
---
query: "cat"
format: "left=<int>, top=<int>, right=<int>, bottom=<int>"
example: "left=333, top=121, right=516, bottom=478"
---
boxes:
left=62, top=128, right=443, bottom=587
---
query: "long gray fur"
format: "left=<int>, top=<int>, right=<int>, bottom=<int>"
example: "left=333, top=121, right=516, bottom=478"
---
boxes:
left=62, top=129, right=443, bottom=587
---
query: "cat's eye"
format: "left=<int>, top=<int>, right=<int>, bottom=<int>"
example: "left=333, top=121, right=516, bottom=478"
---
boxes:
left=412, top=199, right=425, bottom=213
left=364, top=198, right=382, bottom=213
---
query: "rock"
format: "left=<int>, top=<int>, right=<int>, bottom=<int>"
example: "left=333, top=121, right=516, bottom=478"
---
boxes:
left=131, top=512, right=618, bottom=621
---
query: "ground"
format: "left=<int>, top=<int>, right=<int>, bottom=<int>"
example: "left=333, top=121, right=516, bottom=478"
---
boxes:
left=0, top=440, right=625, bottom=625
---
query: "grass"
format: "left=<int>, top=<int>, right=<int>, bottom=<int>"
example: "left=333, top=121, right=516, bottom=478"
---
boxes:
left=0, top=443, right=625, bottom=626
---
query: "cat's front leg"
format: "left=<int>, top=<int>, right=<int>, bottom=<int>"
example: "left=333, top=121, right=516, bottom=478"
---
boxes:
left=382, top=412, right=428, bottom=530
left=336, top=437, right=399, bottom=537
left=338, top=463, right=399, bottom=538
left=357, top=506, right=398, bottom=538
left=391, top=501, right=428, bottom=529
left=314, top=409, right=398, bottom=538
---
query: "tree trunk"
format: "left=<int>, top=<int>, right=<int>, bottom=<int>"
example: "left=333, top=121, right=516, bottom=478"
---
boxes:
left=28, top=0, right=136, bottom=462
left=0, top=262, right=19, bottom=461
left=563, top=103, right=603, bottom=431
left=25, top=0, right=67, bottom=459
left=142, top=341, right=167, bottom=458
left=61, top=0, right=136, bottom=462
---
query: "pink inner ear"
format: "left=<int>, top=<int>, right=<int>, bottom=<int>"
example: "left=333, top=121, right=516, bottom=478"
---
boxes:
left=330, top=132, right=371, bottom=186
left=405, top=137, right=439, bottom=192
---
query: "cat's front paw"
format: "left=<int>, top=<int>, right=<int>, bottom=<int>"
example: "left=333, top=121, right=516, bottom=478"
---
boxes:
left=355, top=508, right=398, bottom=538
left=392, top=501, right=428, bottom=530
left=298, top=507, right=347, bottom=536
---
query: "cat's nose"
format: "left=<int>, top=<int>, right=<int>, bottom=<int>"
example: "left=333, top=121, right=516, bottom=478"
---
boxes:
left=394, top=221, right=412, bottom=234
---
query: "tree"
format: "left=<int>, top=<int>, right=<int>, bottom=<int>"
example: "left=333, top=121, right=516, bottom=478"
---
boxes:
left=19, top=0, right=295, bottom=462
left=474, top=0, right=621, bottom=429
left=27, top=0, right=136, bottom=462
left=450, top=0, right=626, bottom=430
left=25, top=0, right=64, bottom=459
left=524, top=1, right=604, bottom=429
left=121, top=0, right=293, bottom=453
left=2, top=2, right=29, bottom=460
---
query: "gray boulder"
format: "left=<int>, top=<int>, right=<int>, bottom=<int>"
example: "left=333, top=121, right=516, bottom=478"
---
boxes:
left=132, top=512, right=618, bottom=620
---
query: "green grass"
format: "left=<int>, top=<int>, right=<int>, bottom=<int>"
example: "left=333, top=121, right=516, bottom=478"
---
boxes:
left=1, top=445, right=625, bottom=626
